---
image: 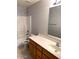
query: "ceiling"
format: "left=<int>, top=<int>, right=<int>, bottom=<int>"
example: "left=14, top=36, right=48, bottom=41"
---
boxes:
left=17, top=0, right=40, bottom=8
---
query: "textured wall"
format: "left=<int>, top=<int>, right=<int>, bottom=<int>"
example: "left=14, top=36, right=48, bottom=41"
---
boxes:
left=27, top=0, right=49, bottom=35
left=17, top=6, right=27, bottom=16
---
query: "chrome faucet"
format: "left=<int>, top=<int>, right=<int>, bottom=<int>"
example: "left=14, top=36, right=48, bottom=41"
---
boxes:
left=56, top=42, right=61, bottom=47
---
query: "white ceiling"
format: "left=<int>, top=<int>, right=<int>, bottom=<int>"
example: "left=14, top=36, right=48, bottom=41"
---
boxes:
left=17, top=0, right=40, bottom=8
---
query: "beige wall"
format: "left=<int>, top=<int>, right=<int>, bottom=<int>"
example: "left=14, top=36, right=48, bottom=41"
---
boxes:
left=17, top=6, right=27, bottom=16
left=27, top=0, right=50, bottom=35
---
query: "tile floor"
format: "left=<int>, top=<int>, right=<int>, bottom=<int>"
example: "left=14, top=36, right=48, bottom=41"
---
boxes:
left=17, top=44, right=33, bottom=59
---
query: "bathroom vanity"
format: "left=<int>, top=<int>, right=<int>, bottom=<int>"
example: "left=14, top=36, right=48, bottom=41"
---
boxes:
left=28, top=35, right=60, bottom=59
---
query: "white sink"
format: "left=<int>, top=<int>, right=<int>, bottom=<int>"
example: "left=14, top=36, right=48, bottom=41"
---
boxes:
left=49, top=44, right=61, bottom=54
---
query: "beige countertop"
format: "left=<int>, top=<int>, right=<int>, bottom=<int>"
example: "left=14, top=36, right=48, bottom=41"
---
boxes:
left=29, top=35, right=61, bottom=58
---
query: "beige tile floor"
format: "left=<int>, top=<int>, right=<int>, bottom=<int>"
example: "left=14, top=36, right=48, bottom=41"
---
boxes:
left=17, top=44, right=33, bottom=59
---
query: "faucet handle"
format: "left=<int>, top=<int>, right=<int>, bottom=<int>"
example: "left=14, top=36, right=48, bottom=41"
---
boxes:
left=56, top=42, right=61, bottom=47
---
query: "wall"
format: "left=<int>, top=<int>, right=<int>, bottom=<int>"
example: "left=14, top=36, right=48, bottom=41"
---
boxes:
left=27, top=0, right=49, bottom=35
left=17, top=6, right=27, bottom=16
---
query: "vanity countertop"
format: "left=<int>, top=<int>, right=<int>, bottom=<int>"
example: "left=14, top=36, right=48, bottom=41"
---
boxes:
left=29, top=35, right=61, bottom=58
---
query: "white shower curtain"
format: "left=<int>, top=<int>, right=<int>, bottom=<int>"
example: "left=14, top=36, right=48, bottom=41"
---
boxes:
left=17, top=16, right=27, bottom=47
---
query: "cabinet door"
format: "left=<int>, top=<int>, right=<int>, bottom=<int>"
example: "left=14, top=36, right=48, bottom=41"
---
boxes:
left=36, top=49, right=42, bottom=59
left=29, top=43, right=34, bottom=57
left=29, top=43, right=36, bottom=58
left=36, top=56, right=41, bottom=59
left=42, top=54, right=49, bottom=59
left=43, top=49, right=58, bottom=59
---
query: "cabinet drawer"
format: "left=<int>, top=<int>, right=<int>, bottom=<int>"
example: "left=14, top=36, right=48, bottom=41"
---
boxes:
left=43, top=49, right=58, bottom=59
left=29, top=39, right=36, bottom=46
left=36, top=44, right=42, bottom=51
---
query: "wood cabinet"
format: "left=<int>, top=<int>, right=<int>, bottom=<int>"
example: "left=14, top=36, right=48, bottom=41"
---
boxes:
left=42, top=54, right=49, bottom=59
left=43, top=48, right=58, bottom=59
left=36, top=43, right=42, bottom=59
left=28, top=39, right=58, bottom=59
left=28, top=39, right=36, bottom=59
left=36, top=49, right=42, bottom=59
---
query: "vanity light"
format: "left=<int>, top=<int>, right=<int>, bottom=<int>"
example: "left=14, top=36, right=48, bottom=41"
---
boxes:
left=53, top=0, right=61, bottom=5
left=49, top=0, right=61, bottom=7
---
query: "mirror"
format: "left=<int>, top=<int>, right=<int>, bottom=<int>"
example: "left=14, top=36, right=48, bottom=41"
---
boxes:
left=48, top=5, right=61, bottom=38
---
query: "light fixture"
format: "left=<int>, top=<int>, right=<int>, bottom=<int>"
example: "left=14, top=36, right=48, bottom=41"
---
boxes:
left=53, top=0, right=61, bottom=5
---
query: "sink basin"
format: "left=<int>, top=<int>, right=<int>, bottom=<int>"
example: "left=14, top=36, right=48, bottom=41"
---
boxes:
left=48, top=44, right=61, bottom=54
